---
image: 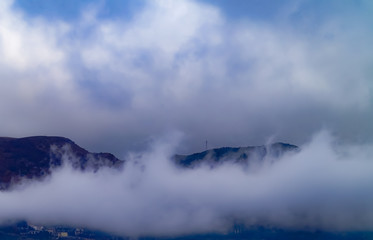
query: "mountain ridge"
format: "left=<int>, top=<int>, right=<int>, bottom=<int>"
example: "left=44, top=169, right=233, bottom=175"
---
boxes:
left=175, top=142, right=299, bottom=168
left=0, top=136, right=299, bottom=190
left=0, top=136, right=123, bottom=190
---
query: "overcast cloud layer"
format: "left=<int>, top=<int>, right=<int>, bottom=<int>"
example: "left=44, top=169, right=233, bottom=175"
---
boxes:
left=1, top=0, right=373, bottom=156
left=1, top=1, right=373, bottom=237
left=1, top=131, right=373, bottom=237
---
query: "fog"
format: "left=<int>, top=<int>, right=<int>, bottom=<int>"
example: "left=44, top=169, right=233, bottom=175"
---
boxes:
left=1, top=1, right=372, bottom=237
left=1, top=131, right=373, bottom=237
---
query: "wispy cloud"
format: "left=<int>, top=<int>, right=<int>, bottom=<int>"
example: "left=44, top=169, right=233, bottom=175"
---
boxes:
left=0, top=0, right=372, bottom=155
left=1, top=131, right=373, bottom=237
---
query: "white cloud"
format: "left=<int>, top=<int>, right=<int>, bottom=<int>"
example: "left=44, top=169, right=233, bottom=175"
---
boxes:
left=0, top=0, right=372, bottom=155
left=0, top=0, right=67, bottom=71
left=1, top=0, right=373, bottom=236
left=1, top=131, right=373, bottom=237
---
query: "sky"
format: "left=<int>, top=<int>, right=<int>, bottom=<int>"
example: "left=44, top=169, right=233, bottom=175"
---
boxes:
left=1, top=0, right=373, bottom=158
left=1, top=0, right=373, bottom=237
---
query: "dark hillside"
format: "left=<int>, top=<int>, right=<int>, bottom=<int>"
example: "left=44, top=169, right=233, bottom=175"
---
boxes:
left=0, top=136, right=297, bottom=190
left=174, top=142, right=298, bottom=168
left=0, top=136, right=123, bottom=190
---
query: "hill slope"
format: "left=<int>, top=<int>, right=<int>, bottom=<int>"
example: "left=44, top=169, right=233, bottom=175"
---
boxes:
left=175, top=142, right=299, bottom=168
left=0, top=136, right=298, bottom=190
left=0, top=136, right=123, bottom=190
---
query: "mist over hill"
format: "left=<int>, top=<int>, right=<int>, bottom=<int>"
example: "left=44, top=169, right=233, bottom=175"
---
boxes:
left=0, top=136, right=123, bottom=190
left=175, top=142, right=299, bottom=168
left=1, top=132, right=373, bottom=239
left=1, top=0, right=373, bottom=239
left=0, top=136, right=297, bottom=190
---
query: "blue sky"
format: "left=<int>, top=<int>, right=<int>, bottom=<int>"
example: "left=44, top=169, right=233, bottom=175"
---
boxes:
left=1, top=0, right=373, bottom=155
left=13, top=0, right=146, bottom=21
left=13, top=0, right=286, bottom=21
left=12, top=0, right=371, bottom=24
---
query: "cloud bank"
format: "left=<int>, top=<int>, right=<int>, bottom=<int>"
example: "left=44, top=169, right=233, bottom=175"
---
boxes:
left=1, top=131, right=373, bottom=237
left=0, top=0, right=372, bottom=155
